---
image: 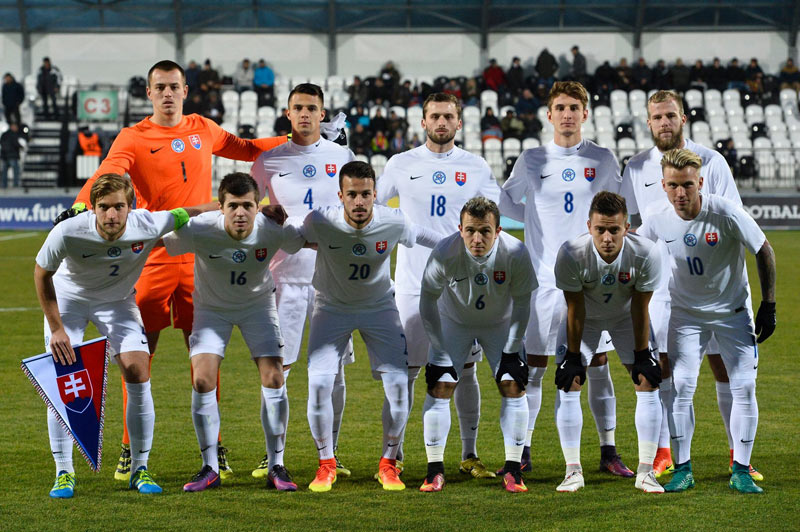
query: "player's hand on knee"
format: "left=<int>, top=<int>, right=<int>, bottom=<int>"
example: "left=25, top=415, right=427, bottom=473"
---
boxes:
left=53, top=202, right=86, bottom=226
left=425, top=362, right=457, bottom=390
left=49, top=329, right=76, bottom=365
left=631, top=348, right=661, bottom=387
left=496, top=352, right=528, bottom=390
left=754, top=301, right=776, bottom=343
left=260, top=204, right=288, bottom=226
left=555, top=350, right=585, bottom=391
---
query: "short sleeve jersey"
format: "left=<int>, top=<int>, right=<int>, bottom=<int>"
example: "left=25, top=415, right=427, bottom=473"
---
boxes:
left=36, top=209, right=175, bottom=302
left=301, top=204, right=416, bottom=311
left=637, top=194, right=765, bottom=318
left=501, top=140, right=625, bottom=288
left=555, top=232, right=662, bottom=320
left=377, top=144, right=500, bottom=295
left=421, top=231, right=537, bottom=326
left=75, top=114, right=287, bottom=264
left=250, top=138, right=356, bottom=284
left=162, top=211, right=304, bottom=311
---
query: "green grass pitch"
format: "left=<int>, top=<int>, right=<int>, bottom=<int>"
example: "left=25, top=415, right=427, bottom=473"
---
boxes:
left=0, top=230, right=797, bottom=531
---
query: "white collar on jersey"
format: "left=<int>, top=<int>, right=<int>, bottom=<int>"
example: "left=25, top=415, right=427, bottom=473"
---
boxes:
left=548, top=139, right=584, bottom=156
left=290, top=137, right=323, bottom=153
left=422, top=143, right=457, bottom=159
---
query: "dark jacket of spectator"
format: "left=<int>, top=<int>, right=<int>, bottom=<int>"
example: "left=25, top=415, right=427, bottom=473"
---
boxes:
left=388, top=111, right=407, bottom=135
left=501, top=111, right=525, bottom=139
left=727, top=59, right=747, bottom=84
left=393, top=80, right=412, bottom=107
left=535, top=49, right=558, bottom=80
left=198, top=60, right=221, bottom=93
left=690, top=60, right=707, bottom=88
left=570, top=47, right=587, bottom=81
left=632, top=58, right=652, bottom=90
left=349, top=123, right=371, bottom=155
left=0, top=127, right=22, bottom=160
left=185, top=61, right=200, bottom=92
left=37, top=59, right=61, bottom=97
left=616, top=59, right=633, bottom=91
left=652, top=60, right=671, bottom=90
left=274, top=111, right=291, bottom=136
left=706, top=59, right=728, bottom=91
left=515, top=89, right=538, bottom=116
left=370, top=109, right=388, bottom=135
left=595, top=61, right=618, bottom=89
left=183, top=93, right=204, bottom=115
left=2, top=73, right=24, bottom=124
left=348, top=77, right=369, bottom=107
left=202, top=92, right=225, bottom=124
left=507, top=57, right=525, bottom=95
left=379, top=61, right=400, bottom=91
left=745, top=59, right=764, bottom=81
left=670, top=59, right=691, bottom=92
left=480, top=108, right=501, bottom=131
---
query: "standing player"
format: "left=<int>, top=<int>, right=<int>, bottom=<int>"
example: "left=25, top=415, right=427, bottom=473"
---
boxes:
left=300, top=161, right=442, bottom=492
left=419, top=197, right=536, bottom=493
left=637, top=149, right=776, bottom=494
left=250, top=83, right=356, bottom=479
left=163, top=173, right=305, bottom=492
left=624, top=89, right=762, bottom=480
left=499, top=81, right=633, bottom=476
left=553, top=192, right=664, bottom=493
left=66, top=60, right=287, bottom=481
left=377, top=92, right=501, bottom=477
left=35, top=174, right=210, bottom=497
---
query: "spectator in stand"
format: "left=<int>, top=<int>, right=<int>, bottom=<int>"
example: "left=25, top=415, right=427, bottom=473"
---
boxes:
left=273, top=108, right=291, bottom=136
left=500, top=109, right=525, bottom=139
left=185, top=60, right=200, bottom=93
left=371, top=129, right=389, bottom=155
left=442, top=79, right=462, bottom=100
left=349, top=123, right=370, bottom=155
left=652, top=59, right=671, bottom=89
left=36, top=57, right=61, bottom=119
left=721, top=138, right=739, bottom=178
left=727, top=58, right=747, bottom=91
left=380, top=61, right=401, bottom=94
left=745, top=58, right=764, bottom=83
left=198, top=59, right=221, bottom=95
left=706, top=57, right=728, bottom=91
left=632, top=57, right=652, bottom=91
left=183, top=92, right=204, bottom=115
left=481, top=107, right=502, bottom=140
left=515, top=88, right=538, bottom=116
left=536, top=48, right=558, bottom=88
left=409, top=132, right=423, bottom=148
left=370, top=107, right=388, bottom=136
left=520, top=110, right=543, bottom=139
left=393, top=80, right=413, bottom=107
left=483, top=58, right=507, bottom=92
left=747, top=72, right=764, bottom=96
left=616, top=58, right=633, bottom=91
left=570, top=46, right=588, bottom=85
left=389, top=129, right=406, bottom=155
left=2, top=73, right=24, bottom=125
left=373, top=78, right=391, bottom=106
left=233, top=58, right=254, bottom=94
left=253, top=59, right=275, bottom=107
left=463, top=78, right=480, bottom=106
left=690, top=59, right=707, bottom=90
left=348, top=76, right=369, bottom=107
left=0, top=122, right=23, bottom=188
left=353, top=105, right=371, bottom=128
left=594, top=60, right=617, bottom=97
left=201, top=91, right=225, bottom=124
left=388, top=110, right=407, bottom=136
left=670, top=58, right=691, bottom=93
left=507, top=57, right=525, bottom=97
left=779, top=58, right=800, bottom=91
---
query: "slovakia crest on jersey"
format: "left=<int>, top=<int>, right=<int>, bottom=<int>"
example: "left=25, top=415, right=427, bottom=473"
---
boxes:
left=494, top=271, right=506, bottom=284
left=376, top=241, right=388, bottom=254
left=584, top=168, right=596, bottom=181
left=618, top=271, right=631, bottom=284
left=131, top=242, right=143, bottom=254
left=256, top=248, right=268, bottom=261
left=189, top=134, right=202, bottom=150
left=705, top=232, right=718, bottom=246
left=455, top=172, right=467, bottom=186
left=326, top=164, right=337, bottom=177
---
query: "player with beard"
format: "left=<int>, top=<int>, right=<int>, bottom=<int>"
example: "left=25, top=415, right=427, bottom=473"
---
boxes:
left=377, top=93, right=500, bottom=479
left=623, top=90, right=762, bottom=481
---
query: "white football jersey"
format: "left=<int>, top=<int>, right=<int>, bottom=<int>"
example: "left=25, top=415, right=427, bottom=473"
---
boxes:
left=36, top=209, right=176, bottom=302
left=301, top=204, right=417, bottom=311
left=623, top=137, right=743, bottom=301
left=163, top=211, right=304, bottom=311
left=421, top=231, right=537, bottom=326
left=637, top=194, right=765, bottom=318
left=500, top=139, right=624, bottom=288
left=251, top=138, right=356, bottom=284
left=555, top=232, right=662, bottom=320
left=377, top=144, right=500, bottom=295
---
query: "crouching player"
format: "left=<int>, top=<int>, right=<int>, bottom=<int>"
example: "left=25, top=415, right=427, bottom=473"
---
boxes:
left=300, top=161, right=443, bottom=492
left=418, top=197, right=537, bottom=493
left=553, top=191, right=664, bottom=493
left=35, top=173, right=211, bottom=497
left=162, top=173, right=305, bottom=492
left=638, top=149, right=776, bottom=494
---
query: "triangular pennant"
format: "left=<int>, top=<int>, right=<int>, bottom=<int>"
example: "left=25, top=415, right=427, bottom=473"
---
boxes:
left=21, top=337, right=109, bottom=471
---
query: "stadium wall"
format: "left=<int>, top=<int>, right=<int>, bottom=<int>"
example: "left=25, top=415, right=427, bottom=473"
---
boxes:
left=1, top=30, right=788, bottom=83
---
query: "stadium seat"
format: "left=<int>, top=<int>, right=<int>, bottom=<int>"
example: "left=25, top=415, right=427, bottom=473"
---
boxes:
left=779, top=88, right=797, bottom=107
left=222, top=90, right=239, bottom=109
left=407, top=107, right=423, bottom=122
left=596, top=134, right=616, bottom=150
left=692, top=121, right=711, bottom=137
left=629, top=89, right=647, bottom=107
left=503, top=138, right=521, bottom=157
left=327, top=75, right=345, bottom=91
left=722, top=88, right=741, bottom=109
left=705, top=89, right=722, bottom=108
left=390, top=105, right=406, bottom=119
left=462, top=105, right=480, bottom=123
left=308, top=75, right=326, bottom=89
left=355, top=154, right=369, bottom=163
left=610, top=90, right=628, bottom=106
left=617, top=137, right=636, bottom=158
left=684, top=89, right=703, bottom=109
left=370, top=154, right=388, bottom=175
left=256, top=124, right=274, bottom=138
left=522, top=137, right=540, bottom=150
left=464, top=136, right=483, bottom=152
left=499, top=105, right=515, bottom=117
left=593, top=106, right=611, bottom=120
left=480, top=90, right=499, bottom=115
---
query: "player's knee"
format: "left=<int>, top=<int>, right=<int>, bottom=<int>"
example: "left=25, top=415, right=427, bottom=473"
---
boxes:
left=425, top=363, right=457, bottom=397
left=729, top=378, right=756, bottom=401
left=590, top=352, right=608, bottom=366
left=527, top=354, right=548, bottom=368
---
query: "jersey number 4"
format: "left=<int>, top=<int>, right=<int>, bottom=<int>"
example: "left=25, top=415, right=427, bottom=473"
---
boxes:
left=304, top=189, right=313, bottom=210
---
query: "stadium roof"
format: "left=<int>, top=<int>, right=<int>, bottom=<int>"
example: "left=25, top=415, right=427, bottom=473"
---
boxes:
left=1, top=0, right=796, bottom=37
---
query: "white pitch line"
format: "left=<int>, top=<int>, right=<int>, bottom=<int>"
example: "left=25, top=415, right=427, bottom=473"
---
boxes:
left=0, top=232, right=38, bottom=241
left=0, top=307, right=39, bottom=312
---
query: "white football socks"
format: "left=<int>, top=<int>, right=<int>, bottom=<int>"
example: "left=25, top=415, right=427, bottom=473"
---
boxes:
left=635, top=390, right=662, bottom=473
left=47, top=408, right=74, bottom=474
left=331, top=364, right=346, bottom=450
left=500, top=395, right=528, bottom=463
left=380, top=371, right=409, bottom=460
left=126, top=380, right=155, bottom=473
left=668, top=376, right=697, bottom=465
left=307, top=374, right=335, bottom=460
left=715, top=380, right=734, bottom=450
left=454, top=364, right=480, bottom=460
left=729, top=378, right=758, bottom=466
left=422, top=394, right=450, bottom=463
left=524, top=366, right=547, bottom=446
left=191, top=388, right=219, bottom=472
left=658, top=375, right=673, bottom=448
left=587, top=363, right=616, bottom=447
left=555, top=389, right=583, bottom=467
left=262, top=385, right=289, bottom=467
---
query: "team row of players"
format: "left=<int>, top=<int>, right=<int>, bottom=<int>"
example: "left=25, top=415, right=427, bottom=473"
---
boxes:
left=37, top=68, right=776, bottom=497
